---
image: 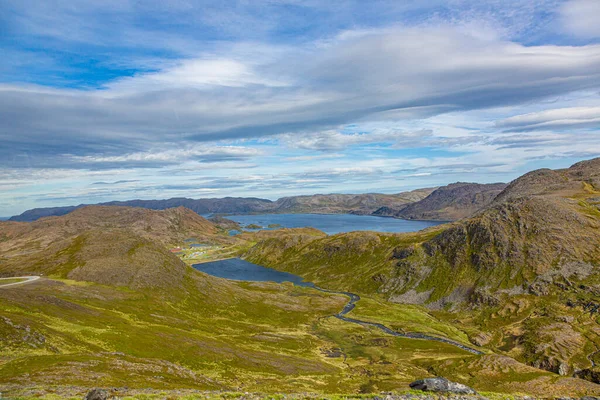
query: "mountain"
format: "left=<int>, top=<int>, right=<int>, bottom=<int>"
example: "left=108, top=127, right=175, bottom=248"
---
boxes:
left=244, top=157, right=600, bottom=383
left=1, top=205, right=225, bottom=257
left=274, top=189, right=435, bottom=215
left=8, top=197, right=275, bottom=222
left=9, top=189, right=435, bottom=222
left=373, top=182, right=507, bottom=221
left=208, top=215, right=242, bottom=230
left=0, top=206, right=235, bottom=282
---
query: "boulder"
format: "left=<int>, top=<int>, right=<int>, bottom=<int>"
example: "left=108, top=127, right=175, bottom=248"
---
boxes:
left=84, top=388, right=108, bottom=400
left=409, top=377, right=477, bottom=394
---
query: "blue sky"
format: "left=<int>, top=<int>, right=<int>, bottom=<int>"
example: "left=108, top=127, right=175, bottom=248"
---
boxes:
left=1, top=0, right=600, bottom=216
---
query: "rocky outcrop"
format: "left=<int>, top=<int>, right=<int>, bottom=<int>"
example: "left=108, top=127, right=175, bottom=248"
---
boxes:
left=84, top=388, right=108, bottom=400
left=374, top=182, right=506, bottom=221
left=409, top=377, right=477, bottom=394
left=208, top=216, right=241, bottom=230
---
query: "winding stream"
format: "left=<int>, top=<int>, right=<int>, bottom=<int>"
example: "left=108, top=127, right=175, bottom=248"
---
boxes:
left=315, top=287, right=483, bottom=355
left=194, top=258, right=483, bottom=355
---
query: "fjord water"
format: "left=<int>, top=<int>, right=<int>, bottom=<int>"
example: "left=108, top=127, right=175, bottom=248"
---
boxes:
left=193, top=258, right=314, bottom=287
left=226, top=213, right=444, bottom=235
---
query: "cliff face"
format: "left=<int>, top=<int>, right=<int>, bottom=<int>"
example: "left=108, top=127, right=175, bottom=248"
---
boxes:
left=374, top=182, right=507, bottom=221
left=387, top=194, right=600, bottom=304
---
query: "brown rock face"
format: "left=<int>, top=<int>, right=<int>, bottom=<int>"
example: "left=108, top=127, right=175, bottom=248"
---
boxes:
left=374, top=182, right=507, bottom=221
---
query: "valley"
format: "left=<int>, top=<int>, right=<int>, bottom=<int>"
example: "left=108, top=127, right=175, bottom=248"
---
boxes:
left=1, top=158, right=600, bottom=399
left=4, top=1, right=600, bottom=397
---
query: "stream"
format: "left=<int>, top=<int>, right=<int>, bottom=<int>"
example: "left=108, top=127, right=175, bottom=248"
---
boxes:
left=194, top=258, right=483, bottom=355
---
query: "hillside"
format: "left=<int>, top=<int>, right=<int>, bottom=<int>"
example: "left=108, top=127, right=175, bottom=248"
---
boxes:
left=373, top=182, right=507, bottom=221
left=0, top=224, right=359, bottom=394
left=244, top=157, right=600, bottom=383
left=0, top=206, right=237, bottom=288
left=0, top=205, right=230, bottom=260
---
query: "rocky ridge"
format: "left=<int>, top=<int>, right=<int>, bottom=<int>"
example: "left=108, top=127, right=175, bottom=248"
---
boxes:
left=373, top=182, right=507, bottom=221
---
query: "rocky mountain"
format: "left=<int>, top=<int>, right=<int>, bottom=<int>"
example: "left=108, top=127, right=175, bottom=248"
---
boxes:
left=274, top=189, right=435, bottom=215
left=244, top=157, right=600, bottom=383
left=208, top=215, right=242, bottom=230
left=373, top=182, right=507, bottom=221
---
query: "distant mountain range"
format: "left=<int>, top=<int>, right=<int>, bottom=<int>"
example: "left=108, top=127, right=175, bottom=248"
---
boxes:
left=8, top=189, right=436, bottom=222
left=8, top=184, right=506, bottom=222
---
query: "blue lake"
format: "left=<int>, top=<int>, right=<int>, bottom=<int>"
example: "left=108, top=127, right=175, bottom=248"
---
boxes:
left=193, top=258, right=314, bottom=287
left=225, top=213, right=444, bottom=235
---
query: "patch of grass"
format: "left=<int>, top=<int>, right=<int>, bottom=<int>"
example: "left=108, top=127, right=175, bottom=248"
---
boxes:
left=0, top=278, right=27, bottom=286
left=347, top=296, right=473, bottom=346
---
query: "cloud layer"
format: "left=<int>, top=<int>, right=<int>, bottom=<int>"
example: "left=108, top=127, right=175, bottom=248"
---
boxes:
left=3, top=27, right=600, bottom=169
left=1, top=0, right=600, bottom=215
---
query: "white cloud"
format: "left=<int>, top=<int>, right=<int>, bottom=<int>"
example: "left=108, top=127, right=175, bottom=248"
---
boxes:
left=560, top=0, right=600, bottom=39
left=495, top=106, right=600, bottom=131
left=70, top=146, right=263, bottom=165
left=278, top=128, right=433, bottom=151
left=107, top=58, right=289, bottom=93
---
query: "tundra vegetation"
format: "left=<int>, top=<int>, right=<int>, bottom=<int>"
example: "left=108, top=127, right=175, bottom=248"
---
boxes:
left=1, top=159, right=600, bottom=398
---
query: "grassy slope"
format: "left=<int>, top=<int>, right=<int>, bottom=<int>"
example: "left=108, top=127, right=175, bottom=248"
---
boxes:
left=5, top=275, right=590, bottom=398
left=0, top=278, right=27, bottom=286
left=0, top=220, right=481, bottom=397
left=2, top=225, right=596, bottom=398
left=244, top=228, right=444, bottom=294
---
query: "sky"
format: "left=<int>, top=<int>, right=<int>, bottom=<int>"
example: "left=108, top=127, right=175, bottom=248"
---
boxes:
left=1, top=0, right=600, bottom=216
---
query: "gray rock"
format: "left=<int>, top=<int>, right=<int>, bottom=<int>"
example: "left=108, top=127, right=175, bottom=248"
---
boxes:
left=84, top=388, right=108, bottom=400
left=409, top=377, right=477, bottom=394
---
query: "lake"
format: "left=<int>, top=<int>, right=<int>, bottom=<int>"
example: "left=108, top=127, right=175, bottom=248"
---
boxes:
left=225, top=213, right=444, bottom=235
left=193, top=258, right=314, bottom=287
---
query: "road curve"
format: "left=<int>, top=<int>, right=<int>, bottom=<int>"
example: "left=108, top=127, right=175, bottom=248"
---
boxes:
left=0, top=276, right=41, bottom=288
